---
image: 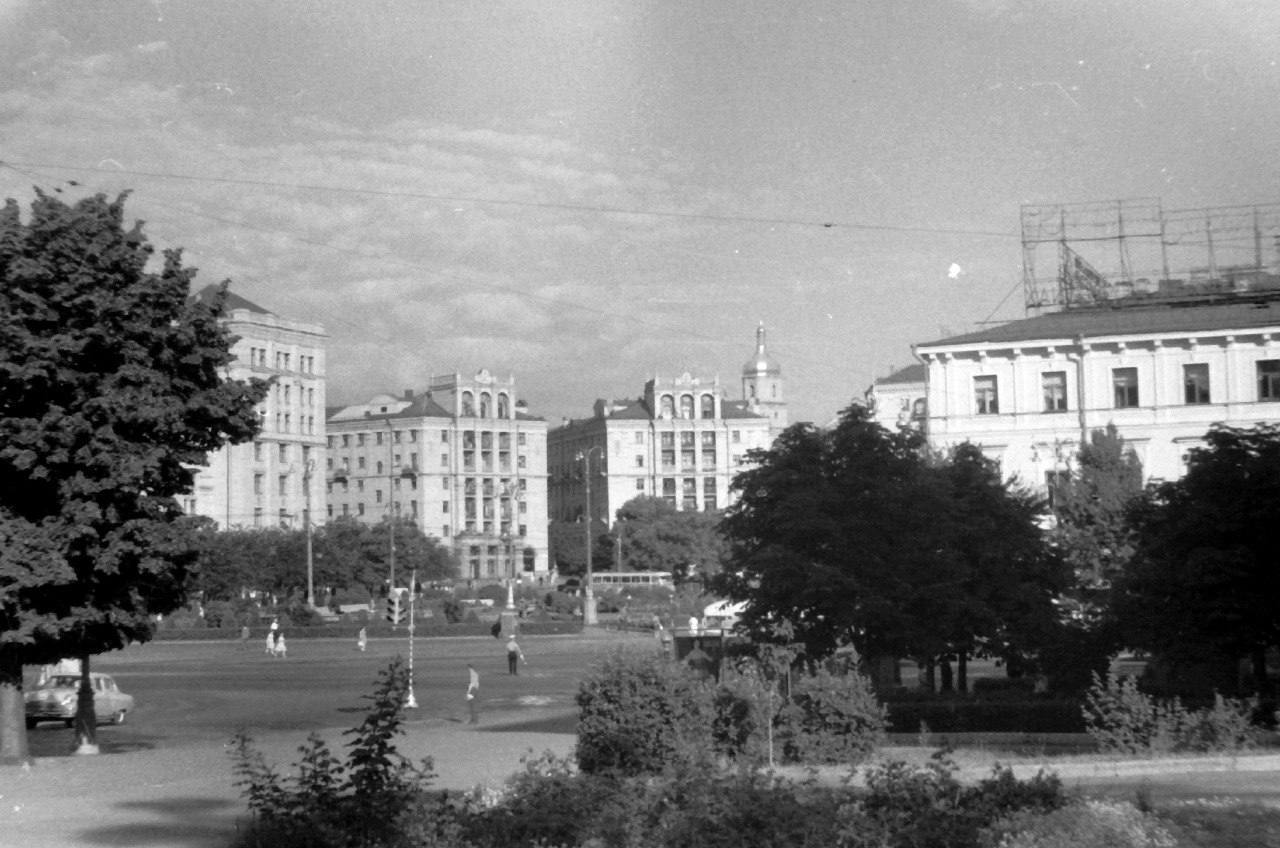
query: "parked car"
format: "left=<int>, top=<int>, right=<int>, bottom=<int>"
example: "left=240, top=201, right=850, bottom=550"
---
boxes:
left=25, top=673, right=134, bottom=729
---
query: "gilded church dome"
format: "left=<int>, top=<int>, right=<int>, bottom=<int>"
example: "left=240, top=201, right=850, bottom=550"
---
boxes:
left=742, top=323, right=782, bottom=376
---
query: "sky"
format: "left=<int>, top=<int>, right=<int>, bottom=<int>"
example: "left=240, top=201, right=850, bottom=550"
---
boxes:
left=1, top=0, right=1278, bottom=426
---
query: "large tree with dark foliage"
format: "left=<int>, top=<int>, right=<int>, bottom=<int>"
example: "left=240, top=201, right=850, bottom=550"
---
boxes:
left=1117, top=423, right=1280, bottom=696
left=0, top=191, right=265, bottom=762
left=610, top=495, right=727, bottom=581
left=716, top=404, right=1064, bottom=681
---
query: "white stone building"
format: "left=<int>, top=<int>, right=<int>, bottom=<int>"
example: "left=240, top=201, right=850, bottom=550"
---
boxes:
left=913, top=297, right=1280, bottom=488
left=325, top=370, right=549, bottom=583
left=186, top=287, right=327, bottom=530
left=865, top=363, right=926, bottom=432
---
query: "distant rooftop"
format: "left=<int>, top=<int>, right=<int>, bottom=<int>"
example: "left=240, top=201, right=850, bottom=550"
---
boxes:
left=919, top=295, right=1280, bottom=350
left=192, top=283, right=272, bottom=316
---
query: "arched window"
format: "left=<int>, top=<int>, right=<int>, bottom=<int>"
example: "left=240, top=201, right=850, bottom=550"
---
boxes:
left=461, top=391, right=475, bottom=416
left=497, top=392, right=509, bottom=419
left=700, top=394, right=715, bottom=419
left=480, top=392, right=491, bottom=418
left=679, top=394, right=694, bottom=419
left=660, top=394, right=675, bottom=418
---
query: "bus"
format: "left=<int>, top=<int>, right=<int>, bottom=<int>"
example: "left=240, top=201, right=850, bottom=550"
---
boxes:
left=589, top=571, right=674, bottom=589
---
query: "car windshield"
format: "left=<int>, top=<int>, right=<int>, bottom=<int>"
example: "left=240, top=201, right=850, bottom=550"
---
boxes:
left=46, top=676, right=80, bottom=689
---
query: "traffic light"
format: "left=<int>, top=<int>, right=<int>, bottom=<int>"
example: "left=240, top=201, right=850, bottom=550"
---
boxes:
left=386, top=595, right=405, bottom=626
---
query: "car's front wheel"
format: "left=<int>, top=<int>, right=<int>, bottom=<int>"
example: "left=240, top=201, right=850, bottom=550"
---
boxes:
left=111, top=710, right=126, bottom=725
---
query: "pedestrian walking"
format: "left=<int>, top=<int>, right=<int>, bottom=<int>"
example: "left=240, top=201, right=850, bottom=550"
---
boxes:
left=356, top=626, right=367, bottom=652
left=506, top=634, right=525, bottom=675
left=466, top=664, right=480, bottom=724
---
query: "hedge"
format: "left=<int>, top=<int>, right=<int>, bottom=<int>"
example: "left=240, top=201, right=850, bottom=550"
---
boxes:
left=884, top=698, right=1086, bottom=733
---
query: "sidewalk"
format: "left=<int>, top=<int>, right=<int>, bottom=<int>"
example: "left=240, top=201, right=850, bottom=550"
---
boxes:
left=0, top=710, right=577, bottom=848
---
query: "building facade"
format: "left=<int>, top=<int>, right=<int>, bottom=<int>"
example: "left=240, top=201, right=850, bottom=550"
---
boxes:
left=547, top=373, right=775, bottom=534
left=865, top=363, right=927, bottom=432
left=186, top=287, right=327, bottom=531
left=324, top=370, right=549, bottom=583
left=912, top=297, right=1280, bottom=488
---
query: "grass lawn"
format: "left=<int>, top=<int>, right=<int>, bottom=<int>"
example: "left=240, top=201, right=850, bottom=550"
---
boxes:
left=1156, top=800, right=1280, bottom=847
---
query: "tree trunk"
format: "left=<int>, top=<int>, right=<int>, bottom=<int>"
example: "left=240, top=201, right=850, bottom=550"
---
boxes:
left=957, top=651, right=968, bottom=694
left=0, top=645, right=30, bottom=765
left=939, top=658, right=954, bottom=693
left=74, top=654, right=98, bottom=755
left=922, top=658, right=936, bottom=693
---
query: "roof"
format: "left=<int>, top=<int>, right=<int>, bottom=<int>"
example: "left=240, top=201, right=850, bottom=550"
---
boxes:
left=192, top=283, right=273, bottom=316
left=874, top=363, right=925, bottom=385
left=918, top=297, right=1280, bottom=350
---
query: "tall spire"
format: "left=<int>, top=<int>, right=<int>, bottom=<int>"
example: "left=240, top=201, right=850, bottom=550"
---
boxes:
left=743, top=321, right=781, bottom=377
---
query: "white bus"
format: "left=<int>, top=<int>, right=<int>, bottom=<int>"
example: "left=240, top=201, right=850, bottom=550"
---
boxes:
left=589, top=571, right=674, bottom=589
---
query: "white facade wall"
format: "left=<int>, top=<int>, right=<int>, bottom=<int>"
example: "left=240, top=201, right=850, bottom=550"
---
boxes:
left=917, top=327, right=1280, bottom=488
left=189, top=306, right=327, bottom=530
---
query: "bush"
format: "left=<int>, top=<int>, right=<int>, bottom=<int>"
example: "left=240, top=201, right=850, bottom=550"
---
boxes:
left=885, top=697, right=1085, bottom=733
left=575, top=646, right=717, bottom=776
left=1083, top=672, right=1260, bottom=755
left=228, top=657, right=454, bottom=848
left=836, top=753, right=1065, bottom=848
left=981, top=799, right=1177, bottom=848
left=775, top=665, right=887, bottom=765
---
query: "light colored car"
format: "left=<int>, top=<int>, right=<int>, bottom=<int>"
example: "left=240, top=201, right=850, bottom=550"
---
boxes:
left=25, top=673, right=134, bottom=729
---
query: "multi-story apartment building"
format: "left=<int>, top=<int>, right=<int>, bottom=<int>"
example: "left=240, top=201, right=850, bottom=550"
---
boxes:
left=324, top=370, right=549, bottom=583
left=912, top=295, right=1280, bottom=487
left=548, top=329, right=786, bottom=543
left=548, top=373, right=774, bottom=529
left=187, top=286, right=327, bottom=530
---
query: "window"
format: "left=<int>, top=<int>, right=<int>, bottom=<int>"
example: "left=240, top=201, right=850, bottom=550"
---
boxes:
left=357, top=503, right=365, bottom=516
left=517, top=432, right=525, bottom=446
left=732, top=430, right=741, bottom=443
left=357, top=433, right=366, bottom=446
left=700, top=394, right=715, bottom=419
left=1113, top=367, right=1139, bottom=408
left=278, top=444, right=288, bottom=463
left=703, top=477, right=717, bottom=511
left=660, top=432, right=675, bottom=468
left=1183, top=363, right=1210, bottom=405
left=357, top=456, right=366, bottom=470
left=254, top=441, right=264, bottom=462
left=660, top=395, right=674, bottom=418
left=974, top=375, right=999, bottom=415
left=376, top=432, right=383, bottom=446
left=342, top=434, right=350, bottom=448
left=635, top=454, right=644, bottom=467
left=441, top=453, right=449, bottom=467
left=661, top=478, right=677, bottom=506
left=1258, top=360, right=1280, bottom=400
left=681, top=478, right=697, bottom=510
left=253, top=473, right=263, bottom=495
left=679, top=395, right=694, bottom=419
left=442, top=501, right=449, bottom=513
left=1042, top=371, right=1067, bottom=412
left=635, top=479, right=645, bottom=492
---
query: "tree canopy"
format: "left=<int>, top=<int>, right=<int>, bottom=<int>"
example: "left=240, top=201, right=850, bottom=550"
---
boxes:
left=0, top=191, right=266, bottom=762
left=193, top=517, right=459, bottom=604
left=715, top=405, right=1065, bottom=671
left=1117, top=422, right=1280, bottom=694
left=610, top=496, right=727, bottom=581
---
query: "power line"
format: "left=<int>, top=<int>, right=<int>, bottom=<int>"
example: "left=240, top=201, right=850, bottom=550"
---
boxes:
left=1, top=158, right=1019, bottom=240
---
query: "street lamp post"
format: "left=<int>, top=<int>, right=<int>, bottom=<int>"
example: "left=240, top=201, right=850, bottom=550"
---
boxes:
left=303, top=459, right=316, bottom=608
left=577, top=446, right=603, bottom=625
left=386, top=421, right=417, bottom=708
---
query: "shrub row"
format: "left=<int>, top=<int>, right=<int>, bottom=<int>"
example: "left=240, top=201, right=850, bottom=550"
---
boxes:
left=234, top=658, right=1110, bottom=848
left=884, top=699, right=1087, bottom=734
left=1082, top=671, right=1261, bottom=755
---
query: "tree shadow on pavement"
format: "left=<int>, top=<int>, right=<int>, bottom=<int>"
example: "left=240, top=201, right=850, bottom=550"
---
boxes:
left=76, top=797, right=240, bottom=848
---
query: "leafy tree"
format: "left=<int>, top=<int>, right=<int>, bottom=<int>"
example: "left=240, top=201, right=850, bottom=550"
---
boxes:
left=1049, top=424, right=1144, bottom=622
left=1116, top=422, right=1280, bottom=696
left=547, top=520, right=609, bottom=578
left=1039, top=425, right=1144, bottom=692
left=0, top=191, right=265, bottom=762
left=610, top=495, right=728, bottom=581
left=716, top=404, right=1064, bottom=680
left=318, top=516, right=457, bottom=598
